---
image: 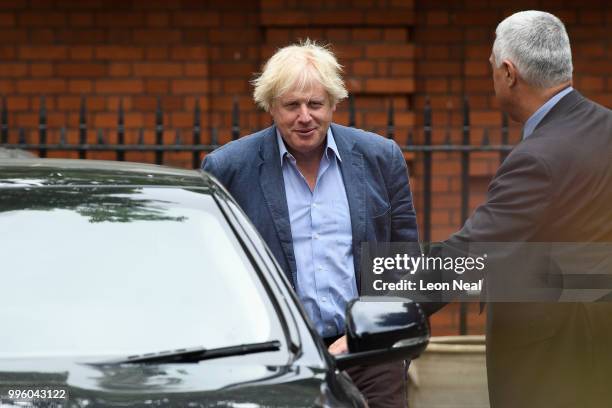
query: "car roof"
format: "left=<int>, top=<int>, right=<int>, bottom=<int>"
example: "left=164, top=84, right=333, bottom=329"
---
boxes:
left=0, top=158, right=213, bottom=189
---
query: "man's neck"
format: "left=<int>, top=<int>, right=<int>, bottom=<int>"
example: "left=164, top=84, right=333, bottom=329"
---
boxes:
left=516, top=81, right=572, bottom=124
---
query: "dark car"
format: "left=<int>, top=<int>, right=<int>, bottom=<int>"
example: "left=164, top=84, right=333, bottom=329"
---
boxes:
left=0, top=159, right=429, bottom=407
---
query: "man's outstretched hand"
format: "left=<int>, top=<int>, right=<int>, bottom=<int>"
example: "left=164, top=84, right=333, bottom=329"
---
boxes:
left=328, top=335, right=348, bottom=355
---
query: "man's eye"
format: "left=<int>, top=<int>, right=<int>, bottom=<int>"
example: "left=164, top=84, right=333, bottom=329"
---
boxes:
left=285, top=102, right=299, bottom=108
left=309, top=102, right=323, bottom=108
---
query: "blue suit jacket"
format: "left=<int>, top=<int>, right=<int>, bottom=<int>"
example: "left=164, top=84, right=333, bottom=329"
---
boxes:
left=202, top=123, right=419, bottom=292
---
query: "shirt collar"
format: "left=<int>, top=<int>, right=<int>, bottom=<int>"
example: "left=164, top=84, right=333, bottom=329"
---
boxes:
left=276, top=126, right=342, bottom=166
left=523, top=86, right=573, bottom=139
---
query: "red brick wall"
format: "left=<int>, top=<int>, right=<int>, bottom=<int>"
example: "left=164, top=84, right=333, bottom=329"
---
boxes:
left=1, top=0, right=610, bottom=335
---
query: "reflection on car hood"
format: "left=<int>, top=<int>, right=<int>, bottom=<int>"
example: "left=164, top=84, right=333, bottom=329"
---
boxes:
left=0, top=357, right=326, bottom=407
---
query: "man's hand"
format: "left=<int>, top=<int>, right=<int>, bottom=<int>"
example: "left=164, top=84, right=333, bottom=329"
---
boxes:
left=327, top=335, right=348, bottom=355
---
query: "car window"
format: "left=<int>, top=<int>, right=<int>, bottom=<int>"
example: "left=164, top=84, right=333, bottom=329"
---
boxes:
left=0, top=186, right=285, bottom=358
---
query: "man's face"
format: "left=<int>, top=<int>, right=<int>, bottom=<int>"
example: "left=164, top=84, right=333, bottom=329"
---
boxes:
left=270, top=81, right=336, bottom=160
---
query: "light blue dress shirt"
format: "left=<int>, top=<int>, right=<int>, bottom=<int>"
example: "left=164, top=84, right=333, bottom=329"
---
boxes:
left=277, top=128, right=358, bottom=338
left=523, top=86, right=573, bottom=139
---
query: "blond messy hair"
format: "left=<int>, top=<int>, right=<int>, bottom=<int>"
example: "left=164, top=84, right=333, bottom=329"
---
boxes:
left=252, top=39, right=348, bottom=112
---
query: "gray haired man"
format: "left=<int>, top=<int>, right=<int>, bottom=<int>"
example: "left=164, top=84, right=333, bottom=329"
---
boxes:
left=424, top=10, right=612, bottom=408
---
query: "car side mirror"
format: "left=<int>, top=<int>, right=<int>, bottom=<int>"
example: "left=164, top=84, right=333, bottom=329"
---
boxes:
left=334, top=297, right=429, bottom=370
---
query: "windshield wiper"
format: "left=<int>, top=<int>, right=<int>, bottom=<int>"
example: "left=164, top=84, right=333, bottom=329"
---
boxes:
left=95, top=340, right=281, bottom=365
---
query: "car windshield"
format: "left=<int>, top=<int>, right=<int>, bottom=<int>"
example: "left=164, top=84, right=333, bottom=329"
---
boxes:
left=0, top=186, right=284, bottom=358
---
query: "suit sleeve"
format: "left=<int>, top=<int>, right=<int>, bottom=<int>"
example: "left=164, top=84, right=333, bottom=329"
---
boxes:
left=420, top=151, right=555, bottom=315
left=454, top=151, right=554, bottom=243
left=388, top=140, right=419, bottom=243
left=202, top=152, right=230, bottom=188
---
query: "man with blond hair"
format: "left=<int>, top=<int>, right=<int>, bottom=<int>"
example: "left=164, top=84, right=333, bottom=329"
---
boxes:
left=202, top=40, right=418, bottom=407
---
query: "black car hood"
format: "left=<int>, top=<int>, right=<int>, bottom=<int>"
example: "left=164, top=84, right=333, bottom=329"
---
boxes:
left=0, top=357, right=327, bottom=407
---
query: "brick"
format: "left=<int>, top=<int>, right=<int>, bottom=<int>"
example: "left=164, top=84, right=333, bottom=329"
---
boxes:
left=332, top=45, right=363, bottom=60
left=17, top=79, right=66, bottom=94
left=352, top=28, right=382, bottom=42
left=365, top=10, right=415, bottom=25
left=106, top=29, right=131, bottom=43
left=30, top=29, right=55, bottom=44
left=171, top=46, right=207, bottom=60
left=417, top=62, right=462, bottom=76
left=6, top=96, right=28, bottom=110
left=171, top=80, right=209, bottom=94
left=574, top=43, right=605, bottom=58
left=427, top=11, right=449, bottom=25
left=146, top=12, right=169, bottom=27
left=95, top=46, right=143, bottom=60
left=95, top=12, right=145, bottom=27
left=316, top=10, right=364, bottom=25
left=145, top=47, right=169, bottom=60
left=221, top=12, right=250, bottom=27
left=69, top=46, right=94, bottom=60
left=18, top=12, right=66, bottom=27
left=169, top=112, right=193, bottom=127
left=579, top=10, right=604, bottom=24
left=56, top=29, right=105, bottom=44
left=134, top=62, right=183, bottom=77
left=578, top=76, right=604, bottom=91
left=0, top=29, right=27, bottom=43
left=145, top=79, right=170, bottom=93
left=471, top=111, right=501, bottom=126
left=424, top=78, right=448, bottom=93
left=422, top=45, right=450, bottom=60
left=0, top=63, right=27, bottom=77
left=209, top=63, right=254, bottom=77
left=0, top=13, right=15, bottom=26
left=171, top=12, right=221, bottom=27
left=353, top=61, right=375, bottom=76
left=209, top=28, right=260, bottom=44
left=185, top=63, right=208, bottom=77
left=364, top=78, right=415, bottom=93
left=384, top=28, right=408, bottom=42
left=56, top=63, right=107, bottom=77
left=68, top=12, right=94, bottom=27
left=68, top=80, right=93, bottom=93
left=365, top=44, right=414, bottom=59
left=325, top=29, right=351, bottom=42
left=133, top=29, right=182, bottom=44
left=182, top=29, right=210, bottom=44
left=260, top=11, right=310, bottom=26
left=454, top=10, right=499, bottom=25
left=416, top=28, right=464, bottom=43
left=29, top=63, right=53, bottom=77
left=19, top=46, right=68, bottom=60
left=95, top=80, right=144, bottom=94
left=109, top=63, right=132, bottom=77
left=391, top=62, right=415, bottom=76
left=464, top=60, right=490, bottom=77
left=57, top=96, right=82, bottom=110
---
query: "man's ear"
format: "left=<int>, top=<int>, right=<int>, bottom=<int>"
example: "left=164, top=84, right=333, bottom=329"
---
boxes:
left=502, top=59, right=518, bottom=88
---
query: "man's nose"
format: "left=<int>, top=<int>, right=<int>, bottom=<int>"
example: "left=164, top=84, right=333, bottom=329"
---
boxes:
left=297, top=104, right=312, bottom=122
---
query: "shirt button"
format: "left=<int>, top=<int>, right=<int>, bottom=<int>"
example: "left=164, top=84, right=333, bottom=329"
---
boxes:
left=312, top=203, right=318, bottom=208
left=313, top=233, right=319, bottom=239
left=321, top=297, right=327, bottom=302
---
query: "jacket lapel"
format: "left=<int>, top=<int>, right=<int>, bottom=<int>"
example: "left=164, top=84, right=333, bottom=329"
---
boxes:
left=257, top=126, right=297, bottom=286
left=332, top=124, right=366, bottom=291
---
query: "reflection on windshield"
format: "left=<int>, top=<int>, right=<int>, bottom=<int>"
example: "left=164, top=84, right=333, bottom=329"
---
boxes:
left=0, top=187, right=186, bottom=223
left=0, top=187, right=281, bottom=358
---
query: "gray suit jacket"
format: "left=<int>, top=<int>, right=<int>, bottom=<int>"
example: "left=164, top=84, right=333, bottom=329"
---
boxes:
left=447, top=90, right=612, bottom=407
left=202, top=123, right=419, bottom=293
